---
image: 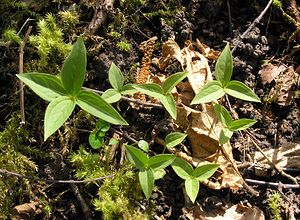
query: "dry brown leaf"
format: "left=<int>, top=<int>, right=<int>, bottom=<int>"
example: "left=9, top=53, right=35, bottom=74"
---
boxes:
left=269, top=66, right=297, bottom=106
left=195, top=39, right=220, bottom=60
left=259, top=64, right=298, bottom=106
left=252, top=140, right=300, bottom=169
left=158, top=38, right=212, bottom=96
left=175, top=104, right=243, bottom=190
left=183, top=203, right=265, bottom=220
left=177, top=81, right=195, bottom=105
left=259, top=63, right=286, bottom=85
left=158, top=37, right=182, bottom=70
left=182, top=41, right=213, bottom=94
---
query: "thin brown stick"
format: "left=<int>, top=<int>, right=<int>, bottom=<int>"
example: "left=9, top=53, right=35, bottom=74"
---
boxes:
left=232, top=0, right=273, bottom=53
left=226, top=0, right=232, bottom=36
left=0, top=168, right=114, bottom=184
left=245, top=178, right=300, bottom=189
left=70, top=184, right=93, bottom=220
left=18, top=26, right=32, bottom=124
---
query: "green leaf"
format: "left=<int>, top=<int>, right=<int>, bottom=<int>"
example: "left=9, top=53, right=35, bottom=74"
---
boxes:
left=153, top=169, right=166, bottom=180
left=159, top=93, right=177, bottom=119
left=95, top=119, right=110, bottom=132
left=213, top=104, right=232, bottom=127
left=101, top=88, right=121, bottom=103
left=120, top=84, right=139, bottom=95
left=108, top=138, right=119, bottom=146
left=76, top=90, right=128, bottom=125
left=138, top=140, right=149, bottom=153
left=60, top=36, right=86, bottom=95
left=185, top=178, right=199, bottom=203
left=191, top=81, right=225, bottom=104
left=228, top=118, right=257, bottom=131
left=133, top=83, right=164, bottom=98
left=193, top=164, right=219, bottom=181
left=148, top=154, right=176, bottom=171
left=165, top=132, right=187, bottom=148
left=17, top=73, right=67, bottom=102
left=44, top=96, right=75, bottom=140
left=125, top=145, right=148, bottom=169
left=219, top=127, right=233, bottom=144
left=215, top=43, right=232, bottom=86
left=139, top=169, right=154, bottom=199
left=162, top=70, right=188, bottom=94
left=224, top=80, right=260, bottom=102
left=171, top=157, right=193, bottom=180
left=89, top=132, right=104, bottom=149
left=109, top=62, right=124, bottom=91
left=97, top=131, right=105, bottom=137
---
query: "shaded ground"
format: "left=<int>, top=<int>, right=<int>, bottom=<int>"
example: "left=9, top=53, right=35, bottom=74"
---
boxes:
left=0, top=0, right=299, bottom=219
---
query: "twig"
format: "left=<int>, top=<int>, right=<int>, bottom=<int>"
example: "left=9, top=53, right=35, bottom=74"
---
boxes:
left=18, top=26, right=32, bottom=124
left=82, top=87, right=164, bottom=109
left=231, top=0, right=273, bottom=53
left=226, top=0, right=232, bottom=36
left=110, top=127, right=138, bottom=144
left=70, top=184, right=93, bottom=220
left=0, top=168, right=114, bottom=184
left=17, top=18, right=34, bottom=35
left=245, top=178, right=300, bottom=189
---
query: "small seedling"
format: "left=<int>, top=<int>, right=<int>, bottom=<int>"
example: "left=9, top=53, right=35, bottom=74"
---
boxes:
left=17, top=36, right=128, bottom=140
left=213, top=104, right=257, bottom=144
left=171, top=157, right=219, bottom=203
left=102, top=63, right=188, bottom=119
left=125, top=145, right=176, bottom=199
left=101, top=62, right=138, bottom=104
left=191, top=44, right=261, bottom=104
left=88, top=119, right=111, bottom=149
left=133, top=71, right=189, bottom=119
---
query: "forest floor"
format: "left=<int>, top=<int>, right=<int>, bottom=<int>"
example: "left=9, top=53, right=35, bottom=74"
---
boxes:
left=0, top=0, right=300, bottom=219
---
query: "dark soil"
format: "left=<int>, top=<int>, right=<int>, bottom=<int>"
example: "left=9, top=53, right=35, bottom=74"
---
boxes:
left=0, top=0, right=300, bottom=219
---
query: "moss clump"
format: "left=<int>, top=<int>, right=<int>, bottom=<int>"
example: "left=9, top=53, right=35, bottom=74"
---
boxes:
left=70, top=146, right=148, bottom=219
left=267, top=191, right=282, bottom=220
left=93, top=165, right=147, bottom=220
left=272, top=0, right=282, bottom=9
left=0, top=113, right=38, bottom=219
left=29, top=13, right=72, bottom=69
left=116, top=40, right=132, bottom=52
left=2, top=28, right=22, bottom=45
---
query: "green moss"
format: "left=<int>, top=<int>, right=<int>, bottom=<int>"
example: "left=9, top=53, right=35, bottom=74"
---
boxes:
left=93, top=166, right=147, bottom=220
left=272, top=0, right=282, bottom=9
left=0, top=113, right=38, bottom=219
left=267, top=191, right=282, bottom=220
left=116, top=40, right=132, bottom=52
left=58, top=6, right=79, bottom=33
left=29, top=13, right=72, bottom=69
left=70, top=146, right=148, bottom=219
left=2, top=28, right=22, bottom=45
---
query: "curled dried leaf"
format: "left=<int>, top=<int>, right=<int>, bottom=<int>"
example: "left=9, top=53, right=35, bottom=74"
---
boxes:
left=258, top=63, right=285, bottom=85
